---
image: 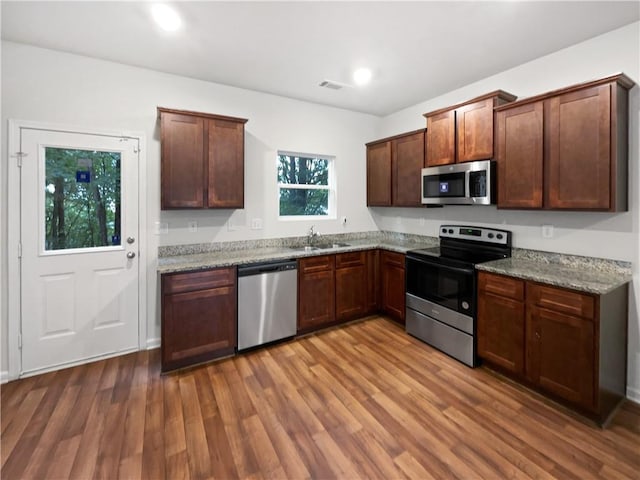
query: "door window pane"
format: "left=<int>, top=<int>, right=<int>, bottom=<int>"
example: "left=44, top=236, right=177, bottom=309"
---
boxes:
left=45, top=147, right=121, bottom=250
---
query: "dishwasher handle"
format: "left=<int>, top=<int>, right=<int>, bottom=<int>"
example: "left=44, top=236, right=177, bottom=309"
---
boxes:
left=238, top=259, right=297, bottom=277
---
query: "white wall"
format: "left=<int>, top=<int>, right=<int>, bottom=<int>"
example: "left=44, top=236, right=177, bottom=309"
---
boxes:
left=0, top=41, right=380, bottom=372
left=375, top=22, right=640, bottom=400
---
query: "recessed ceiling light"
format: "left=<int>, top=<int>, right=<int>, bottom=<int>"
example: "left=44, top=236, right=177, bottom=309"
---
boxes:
left=353, top=68, right=372, bottom=86
left=151, top=4, right=182, bottom=32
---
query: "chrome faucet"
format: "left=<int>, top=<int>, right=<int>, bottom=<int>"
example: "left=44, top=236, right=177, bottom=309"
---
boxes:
left=307, top=225, right=319, bottom=245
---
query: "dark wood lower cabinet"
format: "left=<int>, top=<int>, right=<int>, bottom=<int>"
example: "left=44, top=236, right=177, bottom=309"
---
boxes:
left=335, top=252, right=367, bottom=322
left=380, top=251, right=406, bottom=324
left=477, top=291, right=525, bottom=375
left=365, top=249, right=380, bottom=314
left=526, top=305, right=595, bottom=409
left=477, top=271, right=628, bottom=425
left=161, top=267, right=237, bottom=372
left=297, top=255, right=336, bottom=333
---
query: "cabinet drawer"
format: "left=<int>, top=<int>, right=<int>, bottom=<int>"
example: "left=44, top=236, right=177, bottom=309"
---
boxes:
left=381, top=251, right=405, bottom=269
left=478, top=272, right=524, bottom=301
left=162, top=267, right=236, bottom=294
left=335, top=251, right=365, bottom=269
left=527, top=283, right=595, bottom=320
left=299, top=255, right=335, bottom=274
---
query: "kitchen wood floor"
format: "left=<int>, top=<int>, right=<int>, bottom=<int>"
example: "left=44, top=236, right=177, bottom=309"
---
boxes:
left=2, top=317, right=639, bottom=480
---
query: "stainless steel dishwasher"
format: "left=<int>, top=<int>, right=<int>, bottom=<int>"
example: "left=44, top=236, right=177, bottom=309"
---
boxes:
left=237, top=259, right=298, bottom=351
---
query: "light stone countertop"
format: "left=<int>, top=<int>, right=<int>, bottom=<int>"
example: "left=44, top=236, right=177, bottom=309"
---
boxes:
left=476, top=253, right=632, bottom=295
left=157, top=232, right=633, bottom=296
left=157, top=236, right=436, bottom=274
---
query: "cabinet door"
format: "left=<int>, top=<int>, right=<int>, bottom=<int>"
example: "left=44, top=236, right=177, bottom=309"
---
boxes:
left=526, top=305, right=595, bottom=411
left=477, top=291, right=525, bottom=375
left=456, top=98, right=494, bottom=163
left=392, top=131, right=425, bottom=206
left=160, top=112, right=205, bottom=209
left=207, top=118, right=244, bottom=208
left=380, top=251, right=405, bottom=324
left=426, top=110, right=456, bottom=166
left=546, top=84, right=611, bottom=210
left=496, top=102, right=544, bottom=208
left=298, top=256, right=336, bottom=332
left=161, top=273, right=237, bottom=372
left=366, top=142, right=392, bottom=206
left=365, top=250, right=380, bottom=314
left=335, top=261, right=366, bottom=322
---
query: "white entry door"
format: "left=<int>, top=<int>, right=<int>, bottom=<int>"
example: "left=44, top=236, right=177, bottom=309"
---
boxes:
left=19, top=127, right=140, bottom=376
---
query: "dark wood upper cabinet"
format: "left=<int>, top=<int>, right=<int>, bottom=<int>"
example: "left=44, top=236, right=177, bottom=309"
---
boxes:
left=424, top=90, right=517, bottom=167
left=495, top=74, right=634, bottom=211
left=158, top=107, right=248, bottom=210
left=366, top=129, right=425, bottom=207
left=496, top=101, right=544, bottom=208
left=366, top=141, right=392, bottom=206
left=207, top=118, right=245, bottom=208
left=161, top=267, right=237, bottom=372
left=425, top=110, right=455, bottom=166
left=392, top=131, right=426, bottom=206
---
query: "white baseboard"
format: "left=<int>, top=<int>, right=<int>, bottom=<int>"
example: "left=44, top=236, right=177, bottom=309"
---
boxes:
left=1, top=371, right=9, bottom=384
left=146, top=338, right=160, bottom=350
left=627, top=386, right=640, bottom=404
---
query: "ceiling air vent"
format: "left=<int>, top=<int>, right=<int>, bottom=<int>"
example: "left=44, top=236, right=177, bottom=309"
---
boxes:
left=319, top=79, right=351, bottom=90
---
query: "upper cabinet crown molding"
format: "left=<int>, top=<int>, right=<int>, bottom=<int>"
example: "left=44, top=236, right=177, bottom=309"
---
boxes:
left=422, top=90, right=518, bottom=119
left=158, top=107, right=248, bottom=210
left=493, top=73, right=634, bottom=112
left=157, top=106, right=248, bottom=124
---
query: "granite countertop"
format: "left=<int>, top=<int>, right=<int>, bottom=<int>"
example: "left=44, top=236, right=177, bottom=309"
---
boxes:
left=157, top=236, right=436, bottom=274
left=476, top=254, right=632, bottom=295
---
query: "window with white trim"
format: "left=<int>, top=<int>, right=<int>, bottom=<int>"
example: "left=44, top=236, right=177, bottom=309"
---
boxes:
left=277, top=152, right=335, bottom=218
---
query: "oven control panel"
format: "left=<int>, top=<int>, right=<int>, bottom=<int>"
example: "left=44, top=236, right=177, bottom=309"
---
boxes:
left=439, top=225, right=511, bottom=245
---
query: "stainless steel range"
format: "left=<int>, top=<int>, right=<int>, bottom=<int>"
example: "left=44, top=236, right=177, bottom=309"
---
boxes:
left=405, top=225, right=512, bottom=366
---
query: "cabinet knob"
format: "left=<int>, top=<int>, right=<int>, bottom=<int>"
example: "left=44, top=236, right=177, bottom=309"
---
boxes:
left=535, top=331, right=541, bottom=340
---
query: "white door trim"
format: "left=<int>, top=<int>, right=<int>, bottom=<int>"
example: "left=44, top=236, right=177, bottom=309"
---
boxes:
left=7, top=119, right=147, bottom=381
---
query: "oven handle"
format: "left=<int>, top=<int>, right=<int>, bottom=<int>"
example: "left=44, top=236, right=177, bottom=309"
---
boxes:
left=406, top=255, right=475, bottom=275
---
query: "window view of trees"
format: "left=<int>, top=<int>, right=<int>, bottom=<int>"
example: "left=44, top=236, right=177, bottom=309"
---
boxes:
left=277, top=154, right=331, bottom=216
left=45, top=147, right=121, bottom=250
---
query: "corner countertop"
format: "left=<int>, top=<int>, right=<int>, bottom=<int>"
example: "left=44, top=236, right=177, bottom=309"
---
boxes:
left=476, top=254, right=632, bottom=295
left=157, top=238, right=434, bottom=274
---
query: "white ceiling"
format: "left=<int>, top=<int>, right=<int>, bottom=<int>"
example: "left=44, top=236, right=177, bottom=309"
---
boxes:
left=2, top=1, right=639, bottom=116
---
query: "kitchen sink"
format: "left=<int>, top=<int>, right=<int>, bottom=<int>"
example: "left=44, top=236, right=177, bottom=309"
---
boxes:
left=289, top=242, right=350, bottom=251
left=289, top=245, right=321, bottom=251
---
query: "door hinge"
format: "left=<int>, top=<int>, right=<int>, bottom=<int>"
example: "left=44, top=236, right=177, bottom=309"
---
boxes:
left=17, top=243, right=22, bottom=258
left=18, top=334, right=22, bottom=349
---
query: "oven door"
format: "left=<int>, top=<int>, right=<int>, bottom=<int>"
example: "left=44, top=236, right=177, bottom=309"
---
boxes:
left=405, top=255, right=475, bottom=316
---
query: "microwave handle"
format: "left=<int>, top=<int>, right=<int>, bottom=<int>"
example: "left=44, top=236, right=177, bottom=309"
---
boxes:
left=464, top=169, right=471, bottom=198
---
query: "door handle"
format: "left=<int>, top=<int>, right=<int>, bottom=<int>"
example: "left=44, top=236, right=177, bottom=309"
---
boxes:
left=127, top=251, right=136, bottom=259
left=127, top=237, right=136, bottom=244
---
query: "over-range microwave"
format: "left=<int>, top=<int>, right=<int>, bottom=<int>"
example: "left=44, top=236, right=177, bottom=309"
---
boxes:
left=421, top=160, right=495, bottom=205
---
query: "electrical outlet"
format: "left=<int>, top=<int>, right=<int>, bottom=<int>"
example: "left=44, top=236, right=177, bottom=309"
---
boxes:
left=251, top=218, right=263, bottom=230
left=542, top=224, right=554, bottom=238
left=341, top=216, right=347, bottom=226
left=188, top=221, right=198, bottom=233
